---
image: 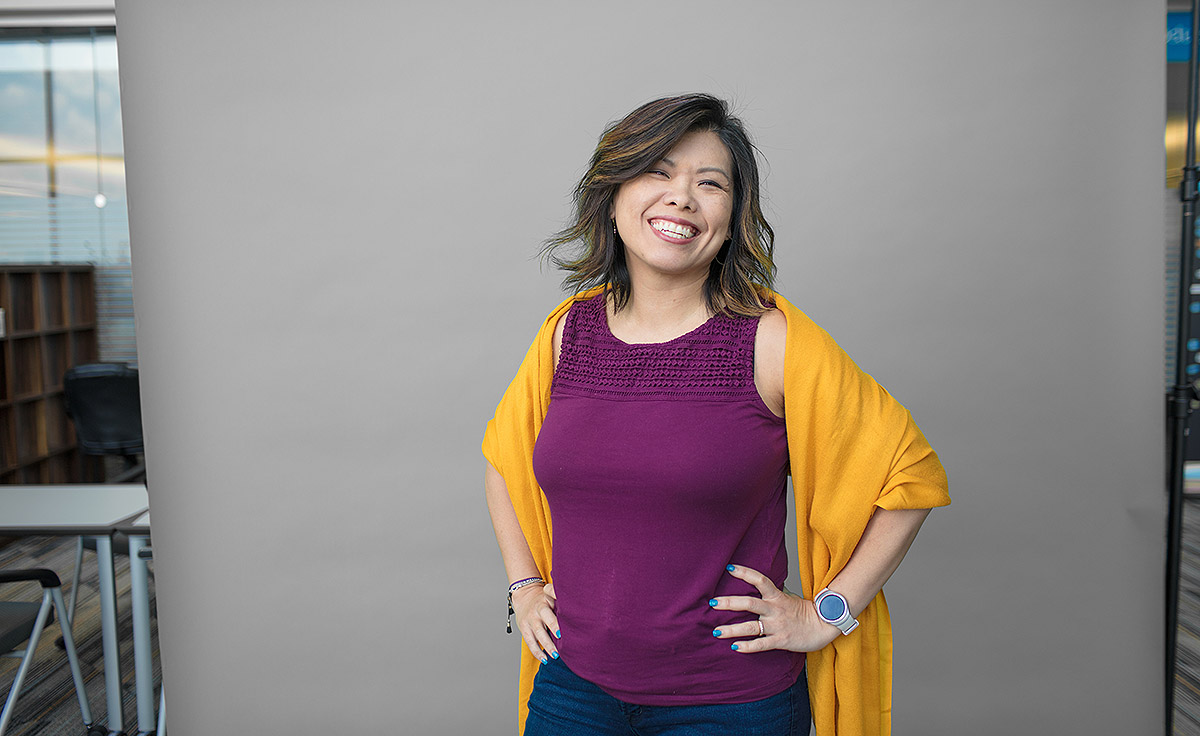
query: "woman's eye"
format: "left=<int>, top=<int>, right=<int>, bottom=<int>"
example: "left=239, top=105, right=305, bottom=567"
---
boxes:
left=647, top=169, right=668, bottom=178
left=700, top=180, right=725, bottom=190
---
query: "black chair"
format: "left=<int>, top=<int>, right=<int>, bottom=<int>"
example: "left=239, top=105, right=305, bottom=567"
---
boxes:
left=63, top=362, right=145, bottom=483
left=0, top=569, right=101, bottom=736
left=62, top=363, right=147, bottom=628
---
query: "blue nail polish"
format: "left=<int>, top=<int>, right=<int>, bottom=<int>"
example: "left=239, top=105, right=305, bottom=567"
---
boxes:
left=726, top=564, right=736, bottom=571
left=713, top=629, right=722, bottom=637
left=551, top=651, right=559, bottom=659
left=731, top=644, right=739, bottom=651
left=555, top=630, right=562, bottom=638
left=708, top=598, right=718, bottom=607
left=541, top=657, right=549, bottom=664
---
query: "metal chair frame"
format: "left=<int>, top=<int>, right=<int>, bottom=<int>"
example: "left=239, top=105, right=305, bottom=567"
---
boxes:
left=0, top=569, right=101, bottom=736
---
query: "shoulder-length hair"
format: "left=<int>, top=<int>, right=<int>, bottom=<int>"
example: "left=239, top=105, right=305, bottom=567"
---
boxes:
left=544, top=93, right=776, bottom=316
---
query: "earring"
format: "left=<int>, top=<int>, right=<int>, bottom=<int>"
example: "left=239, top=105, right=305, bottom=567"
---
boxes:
left=612, top=220, right=618, bottom=236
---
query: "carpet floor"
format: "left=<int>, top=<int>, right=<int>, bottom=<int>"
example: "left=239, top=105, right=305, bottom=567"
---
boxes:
left=1175, top=495, right=1200, bottom=735
left=0, top=533, right=160, bottom=735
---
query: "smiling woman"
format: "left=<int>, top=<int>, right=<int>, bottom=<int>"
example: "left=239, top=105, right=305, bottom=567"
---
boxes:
left=483, top=94, right=950, bottom=736
left=543, top=94, right=776, bottom=319
left=611, top=130, right=734, bottom=301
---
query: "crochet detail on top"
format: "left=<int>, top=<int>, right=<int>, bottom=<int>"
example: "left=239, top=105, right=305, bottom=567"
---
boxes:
left=551, top=293, right=763, bottom=402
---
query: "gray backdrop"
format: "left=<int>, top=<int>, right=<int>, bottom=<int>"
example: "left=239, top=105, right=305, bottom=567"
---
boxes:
left=114, top=1, right=1164, bottom=733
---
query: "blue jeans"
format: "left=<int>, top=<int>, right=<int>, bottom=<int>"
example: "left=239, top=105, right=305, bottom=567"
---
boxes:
left=524, top=658, right=811, bottom=736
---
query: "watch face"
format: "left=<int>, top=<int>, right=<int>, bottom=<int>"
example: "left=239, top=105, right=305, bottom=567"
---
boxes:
left=818, top=593, right=847, bottom=621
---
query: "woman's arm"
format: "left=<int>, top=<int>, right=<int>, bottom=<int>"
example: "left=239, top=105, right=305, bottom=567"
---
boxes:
left=485, top=460, right=560, bottom=663
left=824, top=506, right=932, bottom=618
left=722, top=306, right=935, bottom=651
left=712, top=506, right=932, bottom=653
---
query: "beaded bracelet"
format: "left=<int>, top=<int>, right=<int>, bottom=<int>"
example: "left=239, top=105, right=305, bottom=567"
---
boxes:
left=509, top=576, right=545, bottom=593
left=506, top=576, right=545, bottom=633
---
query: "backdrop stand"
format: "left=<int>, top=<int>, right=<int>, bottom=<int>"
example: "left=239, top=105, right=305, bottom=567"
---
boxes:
left=1168, top=4, right=1200, bottom=733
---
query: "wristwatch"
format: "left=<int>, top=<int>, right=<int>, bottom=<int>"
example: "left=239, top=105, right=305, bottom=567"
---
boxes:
left=814, top=588, right=859, bottom=635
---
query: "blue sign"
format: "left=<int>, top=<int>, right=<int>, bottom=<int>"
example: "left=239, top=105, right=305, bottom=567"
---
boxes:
left=1170, top=13, right=1192, bottom=63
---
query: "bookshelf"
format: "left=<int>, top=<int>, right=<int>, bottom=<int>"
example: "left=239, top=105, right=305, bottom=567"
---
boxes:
left=0, top=266, right=103, bottom=483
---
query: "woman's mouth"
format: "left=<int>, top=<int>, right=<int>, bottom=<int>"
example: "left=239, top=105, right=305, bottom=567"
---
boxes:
left=649, top=218, right=699, bottom=242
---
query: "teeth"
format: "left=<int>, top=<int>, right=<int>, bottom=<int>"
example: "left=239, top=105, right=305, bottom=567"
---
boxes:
left=651, top=220, right=698, bottom=238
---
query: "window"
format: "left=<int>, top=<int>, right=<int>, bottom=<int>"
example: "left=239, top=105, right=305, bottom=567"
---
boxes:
left=0, top=27, right=135, bottom=364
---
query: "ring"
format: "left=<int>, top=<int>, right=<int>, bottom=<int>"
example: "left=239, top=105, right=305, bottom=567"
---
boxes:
left=758, top=620, right=765, bottom=637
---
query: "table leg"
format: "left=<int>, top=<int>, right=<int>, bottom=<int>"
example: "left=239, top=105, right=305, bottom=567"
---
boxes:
left=156, top=686, right=166, bottom=736
left=128, top=535, right=155, bottom=734
left=95, top=535, right=124, bottom=734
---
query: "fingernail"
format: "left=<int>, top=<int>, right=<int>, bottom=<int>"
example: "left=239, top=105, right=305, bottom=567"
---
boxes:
left=541, top=657, right=549, bottom=664
left=708, top=598, right=718, bottom=607
left=551, top=651, right=559, bottom=659
left=726, top=564, right=736, bottom=572
left=731, top=644, right=739, bottom=651
left=555, top=630, right=561, bottom=638
left=712, top=629, right=722, bottom=637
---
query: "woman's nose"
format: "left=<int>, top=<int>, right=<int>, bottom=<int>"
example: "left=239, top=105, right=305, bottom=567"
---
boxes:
left=663, top=180, right=696, bottom=211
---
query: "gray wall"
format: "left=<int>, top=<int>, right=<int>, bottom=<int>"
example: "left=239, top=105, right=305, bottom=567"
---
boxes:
left=114, top=1, right=1164, bottom=733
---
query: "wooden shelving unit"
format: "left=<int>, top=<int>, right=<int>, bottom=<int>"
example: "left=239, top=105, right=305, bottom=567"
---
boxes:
left=0, top=266, right=103, bottom=483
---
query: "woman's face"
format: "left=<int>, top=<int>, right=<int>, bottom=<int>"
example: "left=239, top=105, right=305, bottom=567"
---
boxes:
left=612, top=129, right=734, bottom=285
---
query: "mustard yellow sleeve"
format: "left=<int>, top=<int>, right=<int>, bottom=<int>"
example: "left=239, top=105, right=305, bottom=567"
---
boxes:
left=773, top=292, right=948, bottom=736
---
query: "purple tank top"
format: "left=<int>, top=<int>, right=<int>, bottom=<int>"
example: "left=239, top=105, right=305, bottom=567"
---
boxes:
left=532, top=293, right=804, bottom=705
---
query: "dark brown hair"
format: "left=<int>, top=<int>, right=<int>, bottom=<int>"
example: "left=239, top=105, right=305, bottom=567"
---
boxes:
left=544, top=93, right=776, bottom=316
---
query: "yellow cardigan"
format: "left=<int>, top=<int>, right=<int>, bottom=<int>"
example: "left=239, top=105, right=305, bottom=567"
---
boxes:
left=482, top=288, right=950, bottom=736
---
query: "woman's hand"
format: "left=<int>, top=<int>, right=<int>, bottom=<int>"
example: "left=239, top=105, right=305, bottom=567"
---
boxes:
left=710, top=565, right=841, bottom=654
left=512, top=582, right=560, bottom=664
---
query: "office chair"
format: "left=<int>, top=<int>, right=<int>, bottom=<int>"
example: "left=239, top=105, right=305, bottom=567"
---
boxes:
left=0, top=569, right=101, bottom=736
left=63, top=362, right=145, bottom=483
left=62, top=363, right=147, bottom=627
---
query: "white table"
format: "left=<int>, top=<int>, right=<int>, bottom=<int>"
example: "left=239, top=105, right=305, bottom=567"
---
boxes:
left=0, top=484, right=149, bottom=735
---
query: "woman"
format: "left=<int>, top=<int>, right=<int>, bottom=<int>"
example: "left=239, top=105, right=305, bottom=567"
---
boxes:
left=483, top=94, right=949, bottom=736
